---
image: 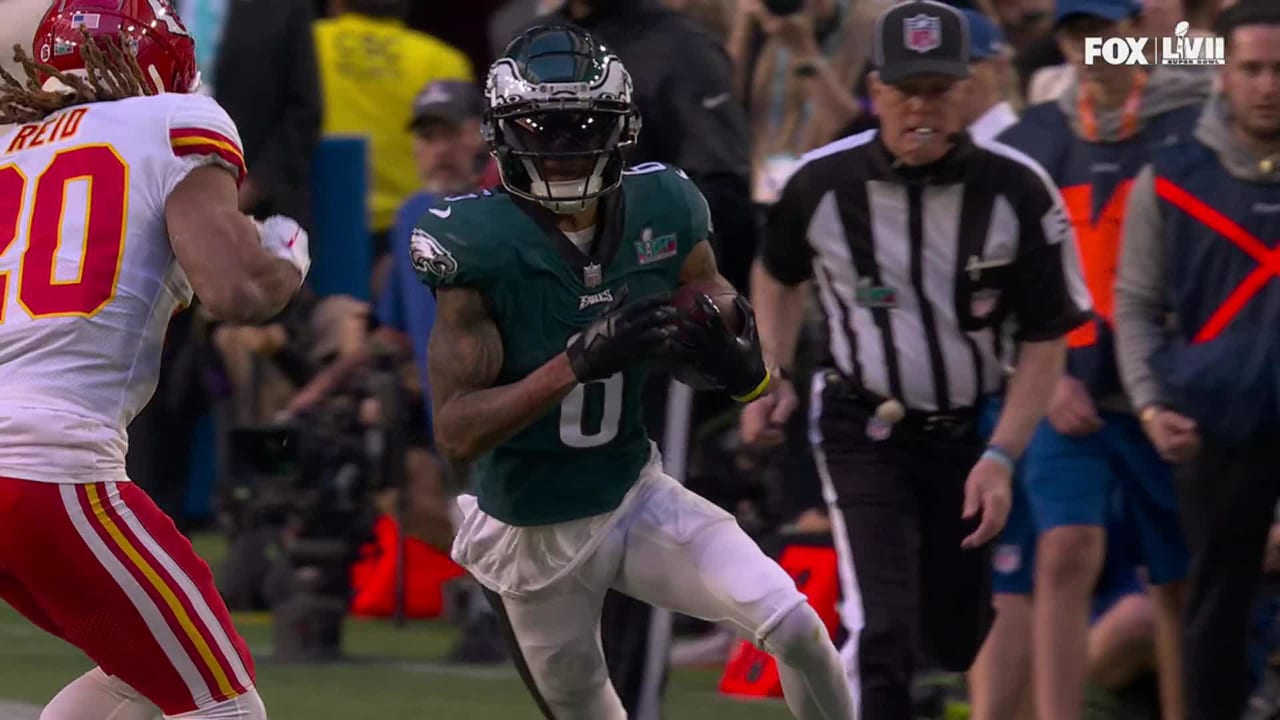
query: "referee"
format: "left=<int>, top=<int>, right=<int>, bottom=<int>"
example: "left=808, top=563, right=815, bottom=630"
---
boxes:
left=740, top=1, right=1092, bottom=715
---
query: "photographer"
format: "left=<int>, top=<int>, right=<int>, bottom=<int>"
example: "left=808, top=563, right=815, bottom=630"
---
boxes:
left=211, top=286, right=350, bottom=424
left=726, top=0, right=877, bottom=205
left=281, top=80, right=505, bottom=663
left=280, top=81, right=482, bottom=546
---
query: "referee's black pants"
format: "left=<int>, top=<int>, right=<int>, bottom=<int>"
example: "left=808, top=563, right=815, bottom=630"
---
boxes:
left=1177, top=439, right=1280, bottom=720
left=809, top=372, right=994, bottom=719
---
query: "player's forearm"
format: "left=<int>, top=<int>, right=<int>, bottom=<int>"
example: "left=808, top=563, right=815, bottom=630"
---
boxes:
left=433, top=353, right=579, bottom=464
left=989, top=337, right=1066, bottom=457
left=231, top=254, right=302, bottom=323
left=750, top=261, right=808, bottom=371
left=192, top=211, right=299, bottom=323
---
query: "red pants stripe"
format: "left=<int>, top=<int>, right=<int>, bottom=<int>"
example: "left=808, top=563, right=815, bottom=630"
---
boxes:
left=0, top=478, right=254, bottom=715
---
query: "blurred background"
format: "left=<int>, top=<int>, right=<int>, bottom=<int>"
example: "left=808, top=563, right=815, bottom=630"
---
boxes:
left=0, top=0, right=1273, bottom=718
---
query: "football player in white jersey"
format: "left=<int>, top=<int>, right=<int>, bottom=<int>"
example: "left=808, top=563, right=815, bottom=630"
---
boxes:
left=0, top=2, right=309, bottom=718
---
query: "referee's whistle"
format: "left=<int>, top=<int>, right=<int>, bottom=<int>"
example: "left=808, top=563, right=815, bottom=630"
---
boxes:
left=875, top=399, right=905, bottom=425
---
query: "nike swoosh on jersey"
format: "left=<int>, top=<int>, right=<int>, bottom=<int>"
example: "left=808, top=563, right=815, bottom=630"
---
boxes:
left=429, top=207, right=452, bottom=219
left=702, top=93, right=731, bottom=109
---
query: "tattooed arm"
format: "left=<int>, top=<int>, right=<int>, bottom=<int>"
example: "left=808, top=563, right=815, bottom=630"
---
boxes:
left=679, top=240, right=737, bottom=294
left=428, top=286, right=579, bottom=464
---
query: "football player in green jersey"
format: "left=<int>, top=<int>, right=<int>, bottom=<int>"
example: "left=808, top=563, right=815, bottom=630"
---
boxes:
left=415, top=25, right=856, bottom=720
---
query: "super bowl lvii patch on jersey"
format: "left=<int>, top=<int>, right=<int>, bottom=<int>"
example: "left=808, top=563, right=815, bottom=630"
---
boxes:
left=411, top=228, right=458, bottom=279
left=635, top=228, right=678, bottom=266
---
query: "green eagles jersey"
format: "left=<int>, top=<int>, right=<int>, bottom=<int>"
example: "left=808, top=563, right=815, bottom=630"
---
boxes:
left=414, top=162, right=712, bottom=526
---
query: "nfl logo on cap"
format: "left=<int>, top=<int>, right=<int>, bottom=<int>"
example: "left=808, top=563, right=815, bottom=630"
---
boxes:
left=904, top=14, right=942, bottom=53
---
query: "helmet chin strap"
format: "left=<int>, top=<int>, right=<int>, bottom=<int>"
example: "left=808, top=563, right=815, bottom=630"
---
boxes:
left=539, top=178, right=600, bottom=214
left=522, top=155, right=609, bottom=215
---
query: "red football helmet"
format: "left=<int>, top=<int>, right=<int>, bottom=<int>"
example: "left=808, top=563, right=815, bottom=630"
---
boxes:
left=32, top=0, right=199, bottom=95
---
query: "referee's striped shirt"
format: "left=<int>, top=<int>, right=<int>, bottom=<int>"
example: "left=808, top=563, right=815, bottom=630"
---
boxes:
left=762, top=129, right=1092, bottom=412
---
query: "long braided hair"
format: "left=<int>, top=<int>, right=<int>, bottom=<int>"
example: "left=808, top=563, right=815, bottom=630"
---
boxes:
left=0, top=30, right=154, bottom=126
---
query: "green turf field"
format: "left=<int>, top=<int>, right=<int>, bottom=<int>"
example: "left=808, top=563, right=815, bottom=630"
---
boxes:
left=0, top=533, right=1156, bottom=719
left=0, top=533, right=790, bottom=719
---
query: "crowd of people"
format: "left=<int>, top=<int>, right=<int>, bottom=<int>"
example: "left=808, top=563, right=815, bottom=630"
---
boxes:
left=0, top=0, right=1276, bottom=718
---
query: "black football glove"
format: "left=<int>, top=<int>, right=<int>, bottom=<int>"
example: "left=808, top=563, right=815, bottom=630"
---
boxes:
left=567, top=287, right=679, bottom=383
left=671, top=293, right=770, bottom=403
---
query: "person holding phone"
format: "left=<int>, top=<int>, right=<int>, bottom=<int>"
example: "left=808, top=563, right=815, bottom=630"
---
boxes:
left=726, top=0, right=875, bottom=206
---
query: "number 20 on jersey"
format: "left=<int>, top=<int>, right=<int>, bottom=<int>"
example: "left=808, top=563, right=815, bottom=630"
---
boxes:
left=0, top=142, right=128, bottom=325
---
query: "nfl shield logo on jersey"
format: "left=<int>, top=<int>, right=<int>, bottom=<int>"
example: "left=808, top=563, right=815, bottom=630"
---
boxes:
left=904, top=14, right=942, bottom=53
left=583, top=262, right=603, bottom=288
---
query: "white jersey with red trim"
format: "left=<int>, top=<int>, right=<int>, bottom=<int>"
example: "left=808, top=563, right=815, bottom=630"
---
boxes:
left=0, top=93, right=246, bottom=484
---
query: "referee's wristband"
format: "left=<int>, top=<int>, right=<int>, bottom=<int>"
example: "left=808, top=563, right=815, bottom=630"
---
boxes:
left=981, top=444, right=1016, bottom=472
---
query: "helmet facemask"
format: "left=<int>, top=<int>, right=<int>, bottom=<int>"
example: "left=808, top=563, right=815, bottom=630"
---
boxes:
left=483, top=32, right=641, bottom=215
left=488, top=101, right=638, bottom=214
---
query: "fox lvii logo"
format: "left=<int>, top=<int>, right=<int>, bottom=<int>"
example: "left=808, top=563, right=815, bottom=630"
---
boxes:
left=579, top=288, right=614, bottom=310
left=1085, top=21, right=1224, bottom=66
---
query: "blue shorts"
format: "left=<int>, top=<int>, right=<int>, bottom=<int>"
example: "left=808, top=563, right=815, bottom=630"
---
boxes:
left=980, top=400, right=1188, bottom=595
left=990, top=482, right=1147, bottom=616
left=1023, top=411, right=1188, bottom=586
left=1091, top=494, right=1147, bottom=622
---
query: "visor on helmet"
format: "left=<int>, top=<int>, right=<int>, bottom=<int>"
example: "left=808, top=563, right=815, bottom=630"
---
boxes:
left=501, top=110, right=625, bottom=157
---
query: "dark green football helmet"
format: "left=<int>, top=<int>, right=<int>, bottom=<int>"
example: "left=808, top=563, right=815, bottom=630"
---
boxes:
left=483, top=25, right=641, bottom=214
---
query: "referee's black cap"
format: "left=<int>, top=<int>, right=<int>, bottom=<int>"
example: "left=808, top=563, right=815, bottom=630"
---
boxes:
left=873, top=0, right=971, bottom=86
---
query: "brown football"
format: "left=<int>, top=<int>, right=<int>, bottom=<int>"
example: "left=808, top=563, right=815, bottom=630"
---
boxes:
left=671, top=280, right=743, bottom=335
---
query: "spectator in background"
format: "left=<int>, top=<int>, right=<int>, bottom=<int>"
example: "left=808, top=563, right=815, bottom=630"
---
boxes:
left=489, top=0, right=561, bottom=58
left=961, top=8, right=1020, bottom=142
left=992, top=0, right=1055, bottom=53
left=664, top=0, right=735, bottom=40
left=725, top=0, right=877, bottom=206
left=1115, top=3, right=1280, bottom=717
left=281, top=80, right=502, bottom=661
left=210, top=287, right=364, bottom=426
left=1024, top=0, right=1223, bottom=104
left=179, top=0, right=322, bottom=229
left=286, top=80, right=489, bottom=429
left=127, top=0, right=320, bottom=529
left=315, top=0, right=473, bottom=288
left=996, top=0, right=1212, bottom=717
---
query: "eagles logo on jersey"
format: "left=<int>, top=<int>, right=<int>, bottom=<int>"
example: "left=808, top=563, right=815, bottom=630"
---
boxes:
left=483, top=25, right=641, bottom=214
left=410, top=228, right=458, bottom=279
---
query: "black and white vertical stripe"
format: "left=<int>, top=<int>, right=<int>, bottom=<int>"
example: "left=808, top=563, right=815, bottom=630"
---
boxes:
left=773, top=129, right=1090, bottom=412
